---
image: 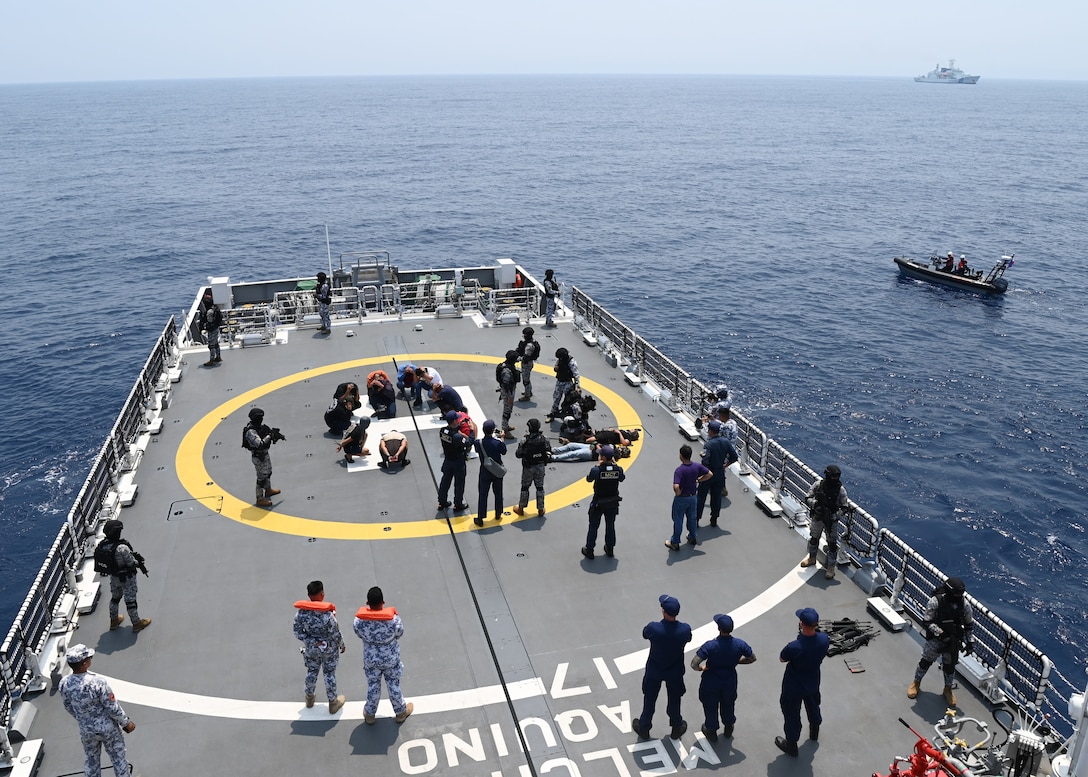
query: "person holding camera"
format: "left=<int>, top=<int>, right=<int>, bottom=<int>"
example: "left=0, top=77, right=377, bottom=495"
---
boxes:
left=244, top=407, right=285, bottom=507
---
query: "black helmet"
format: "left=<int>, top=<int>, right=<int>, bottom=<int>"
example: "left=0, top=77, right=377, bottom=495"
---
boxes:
left=824, top=464, right=841, bottom=481
left=944, top=577, right=966, bottom=597
left=248, top=407, right=265, bottom=422
left=715, top=383, right=730, bottom=400
left=555, top=347, right=569, bottom=360
left=104, top=519, right=124, bottom=539
left=505, top=349, right=518, bottom=362
left=523, top=326, right=534, bottom=337
left=527, top=418, right=541, bottom=433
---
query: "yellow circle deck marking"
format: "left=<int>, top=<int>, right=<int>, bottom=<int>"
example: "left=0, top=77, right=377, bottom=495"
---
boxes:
left=177, top=354, right=642, bottom=539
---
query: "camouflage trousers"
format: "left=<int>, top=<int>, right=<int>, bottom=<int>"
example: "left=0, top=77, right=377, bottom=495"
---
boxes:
left=79, top=726, right=130, bottom=777
left=365, top=662, right=407, bottom=717
left=500, top=386, right=515, bottom=427
left=550, top=381, right=574, bottom=416
left=252, top=453, right=273, bottom=499
left=303, top=650, right=340, bottom=700
left=518, top=463, right=547, bottom=512
left=521, top=360, right=535, bottom=397
left=108, top=575, right=140, bottom=621
left=206, top=326, right=221, bottom=360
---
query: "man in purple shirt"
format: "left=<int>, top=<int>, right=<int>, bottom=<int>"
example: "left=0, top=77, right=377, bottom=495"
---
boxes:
left=667, top=445, right=712, bottom=550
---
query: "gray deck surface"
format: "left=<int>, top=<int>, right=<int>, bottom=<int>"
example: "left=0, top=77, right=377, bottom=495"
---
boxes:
left=27, top=310, right=995, bottom=776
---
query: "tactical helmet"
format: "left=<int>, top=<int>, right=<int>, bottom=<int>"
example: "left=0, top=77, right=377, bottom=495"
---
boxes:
left=103, top=519, right=124, bottom=539
left=248, top=408, right=265, bottom=422
left=715, top=384, right=730, bottom=400
left=555, top=347, right=569, bottom=360
left=505, top=350, right=518, bottom=362
left=824, top=464, right=842, bottom=481
left=527, top=418, right=541, bottom=433
left=944, top=577, right=966, bottom=597
left=523, top=326, right=534, bottom=337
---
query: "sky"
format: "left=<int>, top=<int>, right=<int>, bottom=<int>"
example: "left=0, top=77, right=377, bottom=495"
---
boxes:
left=2, top=0, right=1085, bottom=84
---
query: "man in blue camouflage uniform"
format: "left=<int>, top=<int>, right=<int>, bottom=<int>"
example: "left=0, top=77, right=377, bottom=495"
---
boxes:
left=512, top=418, right=551, bottom=517
left=293, top=580, right=346, bottom=713
left=243, top=407, right=282, bottom=507
left=546, top=348, right=579, bottom=423
left=59, top=644, right=136, bottom=777
left=353, top=585, right=413, bottom=724
left=315, top=271, right=332, bottom=333
left=97, top=519, right=151, bottom=633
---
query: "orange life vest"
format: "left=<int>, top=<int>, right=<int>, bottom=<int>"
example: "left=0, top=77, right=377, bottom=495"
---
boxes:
left=355, top=605, right=398, bottom=621
left=294, top=600, right=336, bottom=612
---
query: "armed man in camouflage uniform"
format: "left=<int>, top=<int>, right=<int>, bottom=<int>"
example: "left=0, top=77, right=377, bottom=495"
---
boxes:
left=60, top=644, right=136, bottom=777
left=293, top=580, right=346, bottom=713
left=512, top=417, right=552, bottom=518
left=96, top=519, right=151, bottom=633
left=243, top=407, right=283, bottom=507
left=353, top=585, right=413, bottom=724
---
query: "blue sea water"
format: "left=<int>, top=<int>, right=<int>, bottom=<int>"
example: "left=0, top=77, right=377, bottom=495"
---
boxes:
left=1, top=75, right=1086, bottom=693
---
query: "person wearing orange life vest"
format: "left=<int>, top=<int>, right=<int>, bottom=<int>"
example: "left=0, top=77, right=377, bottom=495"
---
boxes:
left=353, top=586, right=413, bottom=724
left=293, top=580, right=346, bottom=714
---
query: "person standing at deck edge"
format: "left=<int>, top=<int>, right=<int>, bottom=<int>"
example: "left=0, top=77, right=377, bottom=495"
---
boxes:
left=94, top=519, right=151, bottom=634
left=354, top=586, right=413, bottom=724
left=634, top=594, right=692, bottom=741
left=908, top=576, right=975, bottom=707
left=198, top=290, right=223, bottom=367
left=293, top=580, right=346, bottom=714
left=60, top=644, right=136, bottom=777
left=775, top=607, right=829, bottom=757
left=800, top=465, right=850, bottom=579
left=542, top=268, right=559, bottom=326
left=315, top=271, right=332, bottom=333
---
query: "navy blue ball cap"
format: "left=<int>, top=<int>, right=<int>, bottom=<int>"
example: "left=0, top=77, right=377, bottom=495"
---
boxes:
left=796, top=607, right=820, bottom=626
left=659, top=594, right=680, bottom=616
left=714, top=613, right=734, bottom=632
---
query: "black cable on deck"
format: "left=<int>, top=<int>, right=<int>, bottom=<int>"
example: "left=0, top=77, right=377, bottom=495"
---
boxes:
left=392, top=355, right=541, bottom=777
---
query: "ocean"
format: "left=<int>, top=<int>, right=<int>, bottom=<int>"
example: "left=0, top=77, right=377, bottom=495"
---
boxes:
left=1, top=75, right=1086, bottom=696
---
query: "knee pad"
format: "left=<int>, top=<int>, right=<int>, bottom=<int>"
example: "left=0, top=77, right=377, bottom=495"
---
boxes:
left=918, top=658, right=933, bottom=672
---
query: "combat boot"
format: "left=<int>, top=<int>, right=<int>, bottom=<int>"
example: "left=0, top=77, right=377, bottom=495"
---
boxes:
left=824, top=565, right=836, bottom=579
left=512, top=505, right=525, bottom=516
left=907, top=680, right=920, bottom=699
left=132, top=618, right=152, bottom=633
left=110, top=615, right=125, bottom=630
left=800, top=554, right=817, bottom=568
left=943, top=685, right=957, bottom=706
left=256, top=498, right=273, bottom=507
left=329, top=695, right=346, bottom=714
left=395, top=702, right=415, bottom=723
left=267, top=488, right=281, bottom=496
left=305, top=694, right=315, bottom=708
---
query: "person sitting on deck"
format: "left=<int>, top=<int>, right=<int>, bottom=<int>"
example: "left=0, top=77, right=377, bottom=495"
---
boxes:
left=367, top=371, right=397, bottom=418
left=941, top=252, right=955, bottom=272
left=956, top=255, right=970, bottom=275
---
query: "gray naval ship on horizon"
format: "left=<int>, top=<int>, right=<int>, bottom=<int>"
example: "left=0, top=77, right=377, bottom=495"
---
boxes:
left=2, top=252, right=1087, bottom=777
left=915, top=59, right=981, bottom=84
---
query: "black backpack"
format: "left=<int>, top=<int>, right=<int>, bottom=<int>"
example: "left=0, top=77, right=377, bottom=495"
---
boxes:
left=93, top=538, right=127, bottom=576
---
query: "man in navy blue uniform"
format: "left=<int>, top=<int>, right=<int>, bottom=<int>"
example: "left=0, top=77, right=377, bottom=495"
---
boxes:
left=690, top=613, right=757, bottom=741
left=581, top=444, right=626, bottom=559
left=696, top=420, right=734, bottom=527
left=634, top=594, right=692, bottom=741
left=775, top=607, right=830, bottom=757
